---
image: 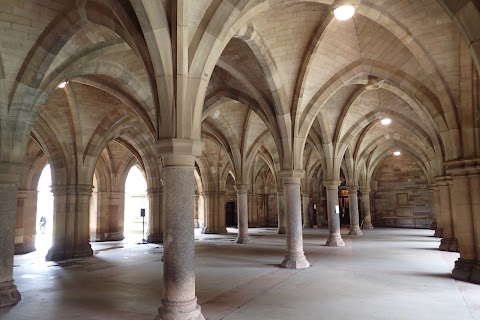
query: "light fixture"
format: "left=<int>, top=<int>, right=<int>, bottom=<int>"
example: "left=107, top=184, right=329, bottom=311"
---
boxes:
left=393, top=151, right=401, bottom=156
left=381, top=118, right=392, bottom=125
left=333, top=4, right=356, bottom=20
left=58, top=81, right=67, bottom=88
left=212, top=110, right=221, bottom=119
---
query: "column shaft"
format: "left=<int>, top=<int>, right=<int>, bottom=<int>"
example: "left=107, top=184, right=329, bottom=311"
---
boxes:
left=451, top=175, right=476, bottom=281
left=468, top=174, right=480, bottom=284
left=437, top=177, right=457, bottom=251
left=277, top=191, right=286, bottom=234
left=148, top=188, right=163, bottom=243
left=360, top=188, right=374, bottom=229
left=432, top=186, right=443, bottom=237
left=236, top=185, right=251, bottom=244
left=0, top=183, right=21, bottom=307
left=302, top=193, right=311, bottom=228
left=15, top=190, right=37, bottom=254
left=280, top=171, right=309, bottom=268
left=156, top=166, right=203, bottom=319
left=347, top=186, right=362, bottom=236
left=325, top=181, right=345, bottom=246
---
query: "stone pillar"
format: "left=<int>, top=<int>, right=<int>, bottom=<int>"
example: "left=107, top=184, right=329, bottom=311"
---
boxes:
left=324, top=181, right=345, bottom=246
left=108, top=192, right=125, bottom=241
left=236, top=185, right=251, bottom=244
left=197, top=193, right=204, bottom=228
left=0, top=183, right=22, bottom=307
left=360, top=188, right=374, bottom=229
left=15, top=190, right=37, bottom=254
left=46, top=184, right=93, bottom=261
left=450, top=175, right=476, bottom=282
left=468, top=174, right=480, bottom=284
left=280, top=170, right=309, bottom=268
left=74, top=185, right=94, bottom=257
left=277, top=190, right=286, bottom=234
left=155, top=139, right=204, bottom=320
left=248, top=193, right=258, bottom=227
left=202, top=191, right=227, bottom=234
left=194, top=194, right=200, bottom=228
left=347, top=186, right=362, bottom=236
left=437, top=177, right=457, bottom=251
left=302, top=193, right=311, bottom=228
left=148, top=188, right=163, bottom=243
left=431, top=186, right=443, bottom=237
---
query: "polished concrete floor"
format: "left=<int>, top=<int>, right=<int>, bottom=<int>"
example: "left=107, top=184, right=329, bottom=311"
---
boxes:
left=1, top=228, right=479, bottom=320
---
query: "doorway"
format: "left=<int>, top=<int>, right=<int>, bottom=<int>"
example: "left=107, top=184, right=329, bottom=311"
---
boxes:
left=35, top=164, right=53, bottom=252
left=225, top=201, right=236, bottom=227
left=338, top=189, right=350, bottom=225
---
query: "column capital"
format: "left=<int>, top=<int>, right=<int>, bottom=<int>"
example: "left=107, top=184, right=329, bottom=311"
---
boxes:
left=445, top=158, right=480, bottom=176
left=346, top=185, right=359, bottom=193
left=435, top=175, right=453, bottom=186
left=359, top=187, right=371, bottom=194
left=0, top=161, right=24, bottom=184
left=157, top=139, right=204, bottom=167
left=147, top=187, right=163, bottom=195
left=235, top=184, right=249, bottom=194
left=323, top=180, right=340, bottom=190
left=301, top=192, right=310, bottom=198
left=280, top=170, right=304, bottom=184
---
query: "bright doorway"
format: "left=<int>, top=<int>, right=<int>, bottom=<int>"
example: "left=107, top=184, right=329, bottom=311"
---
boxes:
left=124, top=165, right=149, bottom=242
left=35, top=164, right=53, bottom=252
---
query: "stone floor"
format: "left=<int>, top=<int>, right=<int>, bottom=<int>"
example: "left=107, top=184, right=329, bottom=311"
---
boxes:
left=1, top=228, right=479, bottom=320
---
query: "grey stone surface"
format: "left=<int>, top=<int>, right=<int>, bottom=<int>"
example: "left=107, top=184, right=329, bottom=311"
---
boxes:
left=0, top=184, right=21, bottom=307
left=347, top=186, right=363, bottom=236
left=277, top=193, right=286, bottom=234
left=157, top=166, right=204, bottom=320
left=325, top=182, right=345, bottom=247
left=281, top=178, right=309, bottom=269
left=236, top=186, right=251, bottom=244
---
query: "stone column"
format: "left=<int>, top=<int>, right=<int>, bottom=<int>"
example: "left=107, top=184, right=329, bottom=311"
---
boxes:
left=0, top=183, right=22, bottom=307
left=302, top=193, right=311, bottom=228
left=248, top=193, right=258, bottom=227
left=236, top=185, right=251, bottom=244
left=74, top=185, right=94, bottom=258
left=148, top=188, right=163, bottom=243
left=46, top=184, right=93, bottom=261
left=280, top=170, right=310, bottom=268
left=468, top=174, right=480, bottom=284
left=155, top=139, right=204, bottom=320
left=324, top=180, right=345, bottom=246
left=197, top=193, right=205, bottom=228
left=347, top=186, right=363, bottom=236
left=15, top=190, right=37, bottom=254
left=450, top=175, right=476, bottom=282
left=108, top=192, right=125, bottom=241
left=277, top=189, right=286, bottom=234
left=437, top=177, right=457, bottom=251
left=194, top=194, right=200, bottom=228
left=360, top=188, right=374, bottom=229
left=431, top=186, right=443, bottom=237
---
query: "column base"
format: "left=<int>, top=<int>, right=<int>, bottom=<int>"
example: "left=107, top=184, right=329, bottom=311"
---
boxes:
left=15, top=242, right=36, bottom=254
left=450, top=239, right=459, bottom=252
left=348, top=226, right=363, bottom=236
left=326, top=236, right=345, bottom=247
left=45, top=243, right=93, bottom=261
left=202, top=227, right=228, bottom=234
left=362, top=222, right=374, bottom=229
left=434, top=228, right=443, bottom=238
left=430, top=221, right=437, bottom=230
left=439, top=238, right=453, bottom=251
left=277, top=227, right=286, bottom=234
left=0, top=280, right=21, bottom=308
left=236, top=235, right=251, bottom=244
left=452, top=258, right=474, bottom=282
left=302, top=223, right=312, bottom=228
left=470, top=262, right=480, bottom=284
left=155, top=298, right=205, bottom=320
left=280, top=251, right=310, bottom=269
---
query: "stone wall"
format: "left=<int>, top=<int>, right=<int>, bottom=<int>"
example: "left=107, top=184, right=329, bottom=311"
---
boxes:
left=373, top=154, right=432, bottom=228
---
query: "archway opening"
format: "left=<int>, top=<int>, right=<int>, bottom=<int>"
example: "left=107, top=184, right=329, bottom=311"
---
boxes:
left=35, top=164, right=53, bottom=252
left=124, top=165, right=149, bottom=242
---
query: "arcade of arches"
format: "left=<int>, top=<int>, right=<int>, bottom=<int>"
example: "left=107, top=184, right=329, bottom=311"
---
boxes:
left=0, top=1, right=480, bottom=319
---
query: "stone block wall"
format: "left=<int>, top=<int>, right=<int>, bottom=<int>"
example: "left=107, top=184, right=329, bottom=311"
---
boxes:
left=373, top=154, right=432, bottom=228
